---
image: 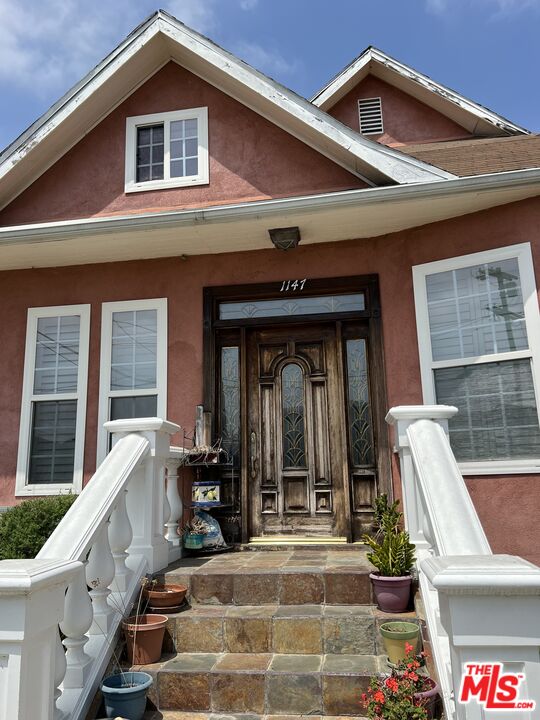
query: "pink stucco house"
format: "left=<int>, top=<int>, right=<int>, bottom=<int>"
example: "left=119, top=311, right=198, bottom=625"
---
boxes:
left=1, top=10, right=540, bottom=565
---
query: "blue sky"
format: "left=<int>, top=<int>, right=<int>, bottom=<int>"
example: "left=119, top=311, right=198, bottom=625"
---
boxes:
left=1, top=0, right=539, bottom=151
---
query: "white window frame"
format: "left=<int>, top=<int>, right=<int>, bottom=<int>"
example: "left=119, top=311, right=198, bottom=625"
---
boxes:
left=16, top=305, right=91, bottom=496
left=97, top=298, right=168, bottom=463
left=358, top=97, right=384, bottom=135
left=413, top=242, right=540, bottom=475
left=125, top=107, right=209, bottom=193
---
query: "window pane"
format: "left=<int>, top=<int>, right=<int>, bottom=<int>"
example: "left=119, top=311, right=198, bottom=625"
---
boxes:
left=170, top=118, right=199, bottom=178
left=110, top=395, right=158, bottom=421
left=345, top=339, right=374, bottom=466
left=34, top=315, right=80, bottom=394
left=434, top=359, right=540, bottom=461
left=282, top=363, right=306, bottom=468
left=426, top=258, right=527, bottom=361
left=219, top=293, right=365, bottom=320
left=28, top=400, right=77, bottom=484
left=136, top=124, right=164, bottom=182
left=110, top=310, right=157, bottom=390
left=220, top=347, right=240, bottom=464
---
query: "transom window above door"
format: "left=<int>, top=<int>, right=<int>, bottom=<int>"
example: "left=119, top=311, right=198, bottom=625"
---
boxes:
left=125, top=108, right=209, bottom=192
left=413, top=243, right=540, bottom=475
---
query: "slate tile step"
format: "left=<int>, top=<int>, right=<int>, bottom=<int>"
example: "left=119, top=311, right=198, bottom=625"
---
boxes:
left=143, top=713, right=368, bottom=720
left=137, top=652, right=386, bottom=715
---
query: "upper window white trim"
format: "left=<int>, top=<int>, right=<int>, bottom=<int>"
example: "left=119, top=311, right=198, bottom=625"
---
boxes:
left=16, top=304, right=90, bottom=496
left=97, top=298, right=168, bottom=463
left=413, top=243, right=540, bottom=475
left=125, top=107, right=209, bottom=193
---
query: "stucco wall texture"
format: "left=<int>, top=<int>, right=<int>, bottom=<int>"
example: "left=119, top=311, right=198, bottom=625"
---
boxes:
left=328, top=74, right=474, bottom=146
left=0, top=62, right=365, bottom=227
left=1, top=197, right=539, bottom=564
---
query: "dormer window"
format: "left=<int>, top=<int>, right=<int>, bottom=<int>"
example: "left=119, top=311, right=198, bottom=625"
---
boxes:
left=358, top=97, right=384, bottom=135
left=125, top=107, right=209, bottom=192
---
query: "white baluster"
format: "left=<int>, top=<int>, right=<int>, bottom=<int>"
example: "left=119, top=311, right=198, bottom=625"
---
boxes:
left=54, top=629, right=67, bottom=720
left=109, top=489, right=133, bottom=593
left=86, top=522, right=116, bottom=635
left=60, top=566, right=93, bottom=688
left=165, top=456, right=184, bottom=561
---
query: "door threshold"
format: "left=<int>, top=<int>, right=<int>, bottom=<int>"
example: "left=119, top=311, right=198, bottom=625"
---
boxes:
left=248, top=535, right=348, bottom=546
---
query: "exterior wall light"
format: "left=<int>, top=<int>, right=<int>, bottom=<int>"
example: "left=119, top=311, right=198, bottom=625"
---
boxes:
left=268, top=226, right=301, bottom=250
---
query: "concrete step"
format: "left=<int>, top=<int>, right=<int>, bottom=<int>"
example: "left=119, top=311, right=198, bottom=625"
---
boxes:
left=140, top=651, right=385, bottom=715
left=160, top=549, right=375, bottom=606
left=144, top=712, right=367, bottom=720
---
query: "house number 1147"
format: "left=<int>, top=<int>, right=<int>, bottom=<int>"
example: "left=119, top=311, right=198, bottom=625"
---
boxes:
left=280, top=279, right=307, bottom=292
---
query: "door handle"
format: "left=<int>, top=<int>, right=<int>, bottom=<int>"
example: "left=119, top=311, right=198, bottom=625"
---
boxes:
left=250, top=430, right=258, bottom=480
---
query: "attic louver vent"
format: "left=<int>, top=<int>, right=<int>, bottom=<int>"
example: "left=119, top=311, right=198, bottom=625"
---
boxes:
left=358, top=97, right=384, bottom=135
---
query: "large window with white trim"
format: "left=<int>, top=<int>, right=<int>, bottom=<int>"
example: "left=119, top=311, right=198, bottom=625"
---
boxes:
left=16, top=305, right=90, bottom=495
left=413, top=243, right=540, bottom=474
left=97, top=299, right=167, bottom=462
left=125, top=108, right=209, bottom=193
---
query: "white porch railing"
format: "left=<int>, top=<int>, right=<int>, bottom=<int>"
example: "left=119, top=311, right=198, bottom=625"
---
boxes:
left=387, top=406, right=540, bottom=720
left=0, top=417, right=186, bottom=720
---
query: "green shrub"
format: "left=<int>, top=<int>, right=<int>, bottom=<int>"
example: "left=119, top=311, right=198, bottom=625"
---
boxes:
left=0, top=495, right=76, bottom=560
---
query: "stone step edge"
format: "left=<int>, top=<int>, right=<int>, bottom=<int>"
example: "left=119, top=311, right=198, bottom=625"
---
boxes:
left=143, top=713, right=368, bottom=720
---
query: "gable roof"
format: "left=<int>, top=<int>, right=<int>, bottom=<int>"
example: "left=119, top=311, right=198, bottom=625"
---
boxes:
left=312, top=46, right=529, bottom=138
left=400, top=134, right=540, bottom=177
left=0, top=12, right=454, bottom=213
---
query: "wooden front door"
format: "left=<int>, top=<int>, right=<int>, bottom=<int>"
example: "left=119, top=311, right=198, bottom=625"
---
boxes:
left=247, top=323, right=349, bottom=537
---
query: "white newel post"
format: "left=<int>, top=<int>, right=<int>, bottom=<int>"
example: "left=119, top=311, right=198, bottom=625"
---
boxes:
left=386, top=405, right=457, bottom=551
left=105, top=417, right=180, bottom=574
left=423, top=555, right=540, bottom=720
left=165, top=448, right=186, bottom=561
left=0, top=558, right=81, bottom=720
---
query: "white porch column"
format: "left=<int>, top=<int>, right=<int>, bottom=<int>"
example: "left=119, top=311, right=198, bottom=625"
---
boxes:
left=0, top=558, right=81, bottom=720
left=105, top=417, right=180, bottom=574
left=423, top=555, right=540, bottom=720
left=385, top=405, right=457, bottom=551
left=165, top=447, right=187, bottom=562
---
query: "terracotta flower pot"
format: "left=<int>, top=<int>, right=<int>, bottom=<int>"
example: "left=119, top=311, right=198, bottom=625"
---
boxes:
left=414, top=677, right=440, bottom=719
left=379, top=620, right=420, bottom=665
left=144, top=583, right=187, bottom=608
left=369, top=572, right=412, bottom=612
left=122, top=614, right=168, bottom=665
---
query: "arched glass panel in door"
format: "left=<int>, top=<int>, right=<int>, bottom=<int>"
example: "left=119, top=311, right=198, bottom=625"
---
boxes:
left=282, top=363, right=306, bottom=468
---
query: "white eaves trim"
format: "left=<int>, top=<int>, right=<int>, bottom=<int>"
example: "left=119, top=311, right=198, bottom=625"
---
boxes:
left=312, top=47, right=529, bottom=137
left=0, top=166, right=538, bottom=247
left=0, top=10, right=454, bottom=205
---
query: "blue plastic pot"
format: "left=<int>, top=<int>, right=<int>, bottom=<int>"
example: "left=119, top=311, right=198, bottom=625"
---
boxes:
left=101, top=671, right=152, bottom=720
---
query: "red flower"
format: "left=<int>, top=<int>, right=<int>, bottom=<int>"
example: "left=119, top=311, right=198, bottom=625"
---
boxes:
left=405, top=642, right=414, bottom=654
left=373, top=690, right=386, bottom=704
left=409, top=671, right=419, bottom=682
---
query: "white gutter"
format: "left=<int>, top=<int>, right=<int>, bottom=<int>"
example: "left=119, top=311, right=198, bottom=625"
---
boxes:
left=1, top=167, right=540, bottom=247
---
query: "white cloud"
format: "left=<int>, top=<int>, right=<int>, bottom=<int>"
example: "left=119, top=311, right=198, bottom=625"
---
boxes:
left=239, top=0, right=259, bottom=9
left=164, top=0, right=219, bottom=33
left=234, top=41, right=300, bottom=77
left=426, top=0, right=540, bottom=16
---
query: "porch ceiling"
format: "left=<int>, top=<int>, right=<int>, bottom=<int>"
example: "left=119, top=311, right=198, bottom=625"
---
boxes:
left=0, top=169, right=539, bottom=271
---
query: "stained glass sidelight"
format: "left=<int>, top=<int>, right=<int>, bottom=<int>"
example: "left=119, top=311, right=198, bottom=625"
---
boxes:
left=345, top=339, right=374, bottom=467
left=282, top=363, right=306, bottom=467
left=220, top=347, right=240, bottom=463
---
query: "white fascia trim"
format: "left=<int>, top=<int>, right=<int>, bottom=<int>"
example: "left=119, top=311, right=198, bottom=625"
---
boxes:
left=15, top=304, right=91, bottom=496
left=1, top=166, right=539, bottom=248
left=412, top=242, right=540, bottom=475
left=96, top=298, right=168, bottom=465
left=312, top=47, right=529, bottom=137
left=0, top=12, right=453, bottom=190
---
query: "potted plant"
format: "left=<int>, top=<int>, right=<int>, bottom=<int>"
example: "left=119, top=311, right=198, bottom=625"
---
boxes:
left=181, top=516, right=210, bottom=550
left=361, top=643, right=440, bottom=720
left=101, top=671, right=153, bottom=720
left=362, top=498, right=416, bottom=613
left=122, top=577, right=169, bottom=665
left=143, top=579, right=187, bottom=613
left=379, top=620, right=420, bottom=665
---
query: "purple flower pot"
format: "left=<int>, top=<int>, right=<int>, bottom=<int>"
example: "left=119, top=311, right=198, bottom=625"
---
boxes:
left=414, top=678, right=440, bottom=719
left=369, top=572, right=412, bottom=612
